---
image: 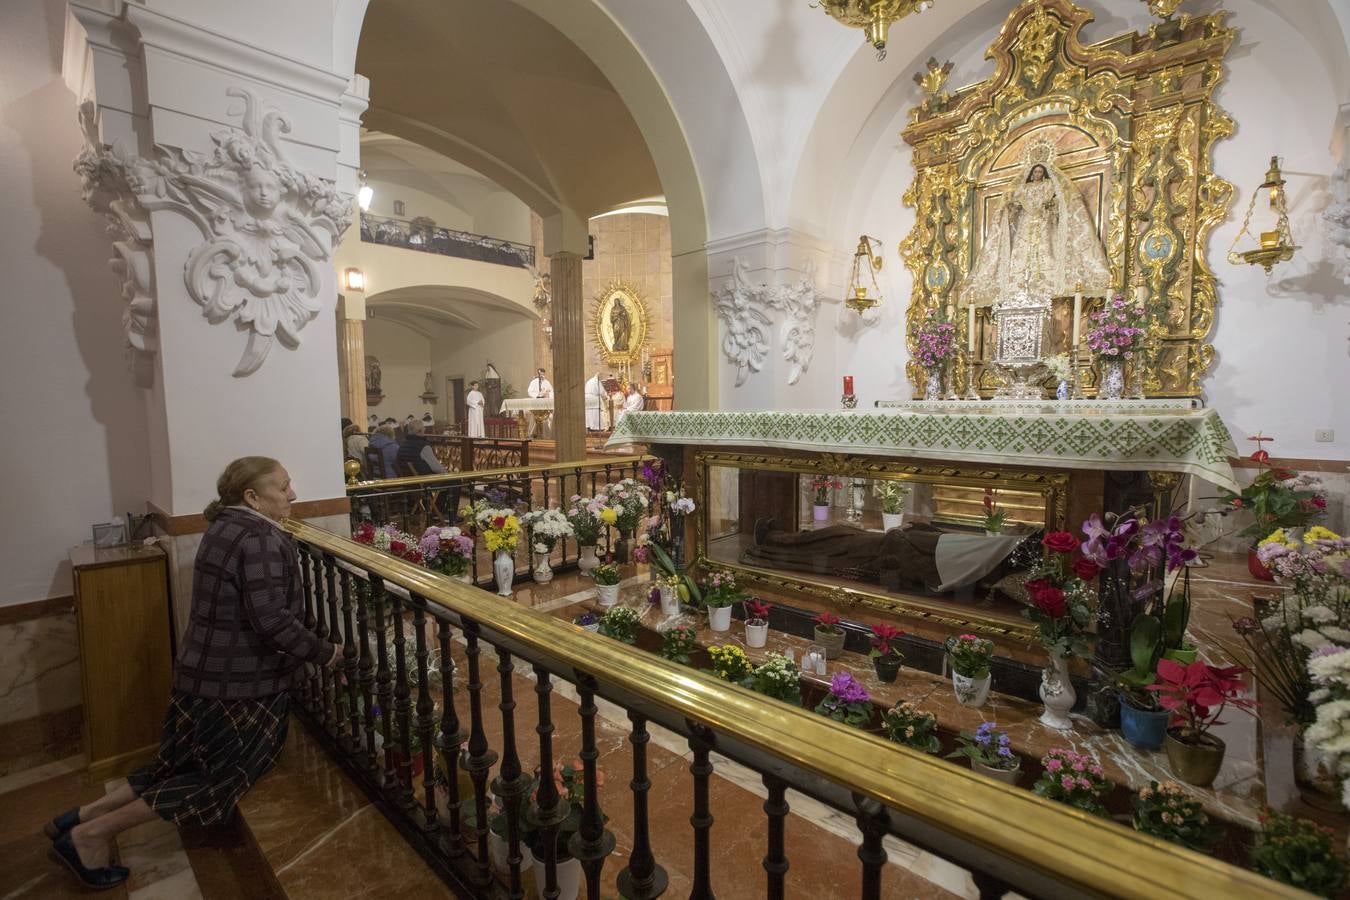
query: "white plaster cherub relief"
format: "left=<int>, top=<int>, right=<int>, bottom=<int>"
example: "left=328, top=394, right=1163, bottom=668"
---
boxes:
left=713, top=257, right=820, bottom=387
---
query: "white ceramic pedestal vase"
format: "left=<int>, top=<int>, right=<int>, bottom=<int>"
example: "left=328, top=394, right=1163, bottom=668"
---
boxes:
left=658, top=584, right=680, bottom=616
left=532, top=552, right=553, bottom=584
left=881, top=512, right=904, bottom=531
left=532, top=856, right=581, bottom=900
left=708, top=605, right=732, bottom=632
left=577, top=546, right=599, bottom=575
left=596, top=583, right=620, bottom=607
left=952, top=671, right=991, bottom=708
left=494, top=550, right=515, bottom=597
left=745, top=620, right=768, bottom=648
left=1039, top=651, right=1076, bottom=731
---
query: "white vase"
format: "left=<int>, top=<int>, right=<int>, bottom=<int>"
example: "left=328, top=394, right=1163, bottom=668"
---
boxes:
left=881, top=512, right=904, bottom=531
left=745, top=620, right=768, bottom=648
left=489, top=830, right=535, bottom=874
left=596, top=583, right=620, bottom=607
left=532, top=855, right=581, bottom=900
left=532, top=551, right=553, bottom=584
left=708, top=605, right=732, bottom=632
left=1039, top=650, right=1076, bottom=731
left=924, top=368, right=943, bottom=400
left=577, top=545, right=599, bottom=575
left=659, top=584, right=680, bottom=616
left=812, top=504, right=829, bottom=523
left=952, top=671, right=991, bottom=708
left=1098, top=358, right=1126, bottom=400
left=494, top=550, right=515, bottom=597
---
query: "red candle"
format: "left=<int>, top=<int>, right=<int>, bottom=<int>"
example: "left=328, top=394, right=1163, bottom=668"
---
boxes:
left=843, top=375, right=855, bottom=396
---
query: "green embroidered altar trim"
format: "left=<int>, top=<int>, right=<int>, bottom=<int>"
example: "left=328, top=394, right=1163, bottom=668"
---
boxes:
left=607, top=408, right=1238, bottom=491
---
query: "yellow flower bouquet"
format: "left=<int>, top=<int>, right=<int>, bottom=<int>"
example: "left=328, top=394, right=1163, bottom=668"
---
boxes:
left=474, top=505, right=521, bottom=553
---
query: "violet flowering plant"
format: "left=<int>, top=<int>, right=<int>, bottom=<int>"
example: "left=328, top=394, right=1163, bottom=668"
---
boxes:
left=1032, top=748, right=1113, bottom=815
left=1084, top=294, right=1147, bottom=360
left=418, top=525, right=474, bottom=577
left=813, top=672, right=874, bottom=728
left=913, top=318, right=958, bottom=368
left=947, top=721, right=1018, bottom=771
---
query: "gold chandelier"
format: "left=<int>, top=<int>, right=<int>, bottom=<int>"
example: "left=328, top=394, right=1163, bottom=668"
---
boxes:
left=1227, top=156, right=1299, bottom=274
left=814, top=0, right=935, bottom=60
left=844, top=235, right=884, bottom=313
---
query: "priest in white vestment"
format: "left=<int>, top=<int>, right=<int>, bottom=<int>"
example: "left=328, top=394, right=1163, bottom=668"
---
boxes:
left=465, top=380, right=486, bottom=438
left=617, top=384, right=645, bottom=426
left=584, top=373, right=606, bottom=430
left=526, top=368, right=553, bottom=438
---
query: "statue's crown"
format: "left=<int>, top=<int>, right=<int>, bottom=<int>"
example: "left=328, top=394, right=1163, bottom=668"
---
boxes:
left=1020, top=135, right=1058, bottom=168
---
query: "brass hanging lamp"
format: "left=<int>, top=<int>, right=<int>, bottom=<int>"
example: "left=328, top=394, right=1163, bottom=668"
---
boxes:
left=844, top=235, right=884, bottom=313
left=1227, top=156, right=1299, bottom=274
left=814, top=0, right=935, bottom=60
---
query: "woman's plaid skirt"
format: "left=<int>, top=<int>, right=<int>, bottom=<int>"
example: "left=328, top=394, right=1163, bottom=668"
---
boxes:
left=128, top=690, right=290, bottom=826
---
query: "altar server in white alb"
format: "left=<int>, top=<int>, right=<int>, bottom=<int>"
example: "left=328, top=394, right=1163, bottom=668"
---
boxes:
left=584, top=373, right=606, bottom=431
left=465, top=380, right=486, bottom=438
left=616, top=383, right=645, bottom=426
left=526, top=368, right=554, bottom=438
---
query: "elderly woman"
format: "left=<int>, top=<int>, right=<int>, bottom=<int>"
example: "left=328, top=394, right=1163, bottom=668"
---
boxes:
left=44, top=457, right=341, bottom=889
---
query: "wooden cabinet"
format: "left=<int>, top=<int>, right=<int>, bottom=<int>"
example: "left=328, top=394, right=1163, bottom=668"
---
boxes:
left=70, top=543, right=174, bottom=781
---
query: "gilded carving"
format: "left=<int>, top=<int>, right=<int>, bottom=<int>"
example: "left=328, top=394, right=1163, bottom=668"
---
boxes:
left=900, top=0, right=1235, bottom=398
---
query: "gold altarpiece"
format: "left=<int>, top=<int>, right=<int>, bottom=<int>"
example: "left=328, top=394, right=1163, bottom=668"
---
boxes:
left=900, top=0, right=1236, bottom=397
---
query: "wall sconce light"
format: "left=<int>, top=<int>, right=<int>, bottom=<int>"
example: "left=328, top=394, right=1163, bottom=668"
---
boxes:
left=1227, top=156, right=1298, bottom=274
left=844, top=235, right=884, bottom=313
left=357, top=169, right=373, bottom=212
left=342, top=267, right=366, bottom=292
left=814, top=0, right=935, bottom=61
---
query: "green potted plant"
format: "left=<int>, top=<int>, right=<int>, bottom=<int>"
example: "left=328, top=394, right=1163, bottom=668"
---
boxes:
left=1250, top=808, right=1346, bottom=896
left=981, top=488, right=1007, bottom=535
left=881, top=702, right=941, bottom=754
left=741, top=652, right=801, bottom=705
left=707, top=644, right=752, bottom=682
left=1147, top=658, right=1254, bottom=787
left=1216, top=440, right=1327, bottom=580
left=874, top=481, right=910, bottom=531
left=1114, top=616, right=1171, bottom=751
left=947, top=721, right=1020, bottom=784
left=945, top=634, right=994, bottom=708
left=867, top=623, right=905, bottom=683
left=813, top=672, right=874, bottom=729
left=572, top=610, right=599, bottom=633
left=813, top=611, right=847, bottom=659
left=1130, top=781, right=1220, bottom=853
left=591, top=560, right=621, bottom=607
left=1032, top=748, right=1113, bottom=816
left=702, top=571, right=743, bottom=633
left=659, top=624, right=698, bottom=665
left=596, top=606, right=640, bottom=644
left=811, top=475, right=842, bottom=522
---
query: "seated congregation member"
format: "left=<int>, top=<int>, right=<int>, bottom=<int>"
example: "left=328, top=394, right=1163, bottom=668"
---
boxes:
left=343, top=421, right=368, bottom=462
left=395, top=419, right=445, bottom=475
left=368, top=423, right=399, bottom=477
left=43, top=457, right=341, bottom=889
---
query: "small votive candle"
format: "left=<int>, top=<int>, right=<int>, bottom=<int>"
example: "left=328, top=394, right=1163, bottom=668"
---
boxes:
left=843, top=375, right=854, bottom=396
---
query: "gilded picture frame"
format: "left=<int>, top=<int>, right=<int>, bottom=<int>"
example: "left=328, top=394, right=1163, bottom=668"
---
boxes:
left=591, top=280, right=650, bottom=367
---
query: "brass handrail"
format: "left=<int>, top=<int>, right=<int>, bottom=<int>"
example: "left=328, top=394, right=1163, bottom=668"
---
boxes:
left=345, top=453, right=654, bottom=493
left=281, top=518, right=1304, bottom=900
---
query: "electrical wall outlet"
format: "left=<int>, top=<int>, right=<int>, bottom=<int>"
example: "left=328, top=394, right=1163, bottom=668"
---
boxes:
left=1315, top=429, right=1335, bottom=443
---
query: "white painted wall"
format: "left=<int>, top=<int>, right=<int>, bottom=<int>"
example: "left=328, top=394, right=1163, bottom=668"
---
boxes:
left=364, top=318, right=433, bottom=419
left=0, top=0, right=151, bottom=606
left=429, top=311, right=537, bottom=412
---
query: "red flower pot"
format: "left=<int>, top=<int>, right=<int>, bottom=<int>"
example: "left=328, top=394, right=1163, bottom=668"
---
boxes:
left=1247, top=548, right=1274, bottom=582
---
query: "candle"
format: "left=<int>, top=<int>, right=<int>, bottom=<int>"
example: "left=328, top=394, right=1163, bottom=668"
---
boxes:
left=816, top=655, right=827, bottom=676
left=1071, top=290, right=1082, bottom=346
left=967, top=305, right=976, bottom=352
left=1134, top=282, right=1148, bottom=305
left=843, top=375, right=854, bottom=396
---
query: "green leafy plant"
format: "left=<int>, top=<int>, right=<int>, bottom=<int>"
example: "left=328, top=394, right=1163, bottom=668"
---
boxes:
left=597, top=606, right=640, bottom=644
left=647, top=542, right=702, bottom=607
left=702, top=571, right=743, bottom=609
left=873, top=480, right=910, bottom=515
left=1032, top=748, right=1112, bottom=816
left=741, top=652, right=801, bottom=705
left=707, top=644, right=752, bottom=682
left=944, top=634, right=994, bottom=679
left=813, top=672, right=873, bottom=729
left=1131, top=781, right=1220, bottom=853
left=981, top=488, right=1007, bottom=534
left=659, top=625, right=698, bottom=665
left=881, top=702, right=941, bottom=753
left=946, top=722, right=1018, bottom=771
left=1218, top=459, right=1328, bottom=545
left=1250, top=808, right=1346, bottom=896
left=591, top=561, right=621, bottom=586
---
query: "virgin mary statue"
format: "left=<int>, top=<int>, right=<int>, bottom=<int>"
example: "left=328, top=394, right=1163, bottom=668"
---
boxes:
left=961, top=138, right=1112, bottom=309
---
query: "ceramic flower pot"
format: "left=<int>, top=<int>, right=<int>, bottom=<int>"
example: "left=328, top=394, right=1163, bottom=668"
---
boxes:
left=658, top=584, right=680, bottom=616
left=873, top=655, right=902, bottom=683
left=1039, top=650, right=1076, bottom=732
left=577, top=545, right=599, bottom=575
left=1294, top=729, right=1346, bottom=812
left=1118, top=698, right=1169, bottom=751
left=1098, top=358, right=1126, bottom=400
left=924, top=368, right=943, bottom=401
left=812, top=504, right=830, bottom=523
left=881, top=512, right=904, bottom=531
left=952, top=671, right=991, bottom=708
left=1247, top=548, right=1275, bottom=582
left=532, top=551, right=553, bottom=584
left=493, top=550, right=515, bottom=597
left=531, top=855, right=581, bottom=900
left=972, top=759, right=1020, bottom=786
left=489, top=829, right=535, bottom=874
left=813, top=626, right=846, bottom=659
left=595, top=583, right=620, bottom=607
left=745, top=620, right=768, bottom=648
left=708, top=605, right=732, bottom=632
left=1164, top=730, right=1226, bottom=787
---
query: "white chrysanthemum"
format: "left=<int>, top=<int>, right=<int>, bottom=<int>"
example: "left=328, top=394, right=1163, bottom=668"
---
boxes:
left=1310, top=650, right=1350, bottom=678
left=1303, top=605, right=1337, bottom=624
left=1320, top=626, right=1350, bottom=644
left=1295, top=629, right=1332, bottom=651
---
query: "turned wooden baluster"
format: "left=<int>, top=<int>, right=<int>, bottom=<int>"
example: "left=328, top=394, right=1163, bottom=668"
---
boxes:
left=853, top=795, right=890, bottom=900
left=355, top=577, right=378, bottom=774
left=531, top=665, right=567, bottom=900
left=411, top=595, right=438, bottom=835
left=298, top=544, right=318, bottom=710
left=339, top=567, right=361, bottom=751
left=311, top=550, right=332, bottom=726
left=491, top=649, right=529, bottom=900
left=462, top=620, right=499, bottom=890
left=687, top=724, right=716, bottom=900
left=370, top=575, right=396, bottom=788
left=322, top=554, right=342, bottom=731
left=616, top=713, right=668, bottom=899
left=389, top=589, right=415, bottom=811
left=569, top=675, right=615, bottom=900
left=436, top=619, right=467, bottom=858
left=762, top=774, right=790, bottom=899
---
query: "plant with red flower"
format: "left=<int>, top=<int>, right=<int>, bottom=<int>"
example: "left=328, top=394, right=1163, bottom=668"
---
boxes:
left=1215, top=437, right=1327, bottom=544
left=1042, top=531, right=1079, bottom=554
left=1072, top=558, right=1101, bottom=581
left=389, top=539, right=407, bottom=556
left=353, top=522, right=376, bottom=545
left=1147, top=658, right=1254, bottom=744
left=745, top=599, right=772, bottom=624
left=814, top=611, right=843, bottom=635
left=1025, top=579, right=1068, bottom=618
left=868, top=623, right=906, bottom=660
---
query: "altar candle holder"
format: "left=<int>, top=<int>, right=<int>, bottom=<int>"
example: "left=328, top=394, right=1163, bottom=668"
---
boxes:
left=1070, top=345, right=1087, bottom=400
left=962, top=348, right=982, bottom=400
left=841, top=375, right=858, bottom=409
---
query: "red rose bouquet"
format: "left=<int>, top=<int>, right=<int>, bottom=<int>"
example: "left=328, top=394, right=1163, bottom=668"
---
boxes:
left=1020, top=530, right=1096, bottom=659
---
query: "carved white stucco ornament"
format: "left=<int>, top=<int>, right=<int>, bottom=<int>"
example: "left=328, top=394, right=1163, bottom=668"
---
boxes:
left=712, top=258, right=820, bottom=387
left=74, top=88, right=351, bottom=376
